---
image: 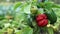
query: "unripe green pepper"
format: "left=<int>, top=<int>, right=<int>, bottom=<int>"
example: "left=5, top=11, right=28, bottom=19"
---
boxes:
left=30, top=6, right=38, bottom=14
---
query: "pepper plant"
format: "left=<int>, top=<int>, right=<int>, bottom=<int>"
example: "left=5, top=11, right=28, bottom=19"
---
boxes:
left=0, top=0, right=60, bottom=34
left=14, top=0, right=60, bottom=34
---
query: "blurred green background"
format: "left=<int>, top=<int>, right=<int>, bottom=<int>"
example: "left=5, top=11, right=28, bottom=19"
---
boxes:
left=0, top=0, right=60, bottom=3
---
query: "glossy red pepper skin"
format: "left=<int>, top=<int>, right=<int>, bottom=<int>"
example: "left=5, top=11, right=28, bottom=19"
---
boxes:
left=37, top=19, right=48, bottom=27
left=36, top=14, right=47, bottom=22
left=36, top=14, right=48, bottom=27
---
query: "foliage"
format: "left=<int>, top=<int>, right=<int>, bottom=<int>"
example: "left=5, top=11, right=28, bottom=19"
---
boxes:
left=0, top=0, right=60, bottom=34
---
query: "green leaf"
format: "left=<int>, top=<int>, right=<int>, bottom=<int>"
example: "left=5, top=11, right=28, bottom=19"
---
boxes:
left=53, top=4, right=60, bottom=8
left=0, top=28, right=7, bottom=34
left=44, top=1, right=54, bottom=9
left=13, top=13, right=28, bottom=28
left=33, top=27, right=40, bottom=34
left=24, top=4, right=31, bottom=14
left=44, top=1, right=60, bottom=9
left=0, top=30, right=4, bottom=34
left=14, top=2, right=22, bottom=10
left=14, top=1, right=32, bottom=29
left=16, top=27, right=33, bottom=34
left=47, top=27, right=54, bottom=34
left=37, top=8, right=44, bottom=14
left=32, top=0, right=37, bottom=6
